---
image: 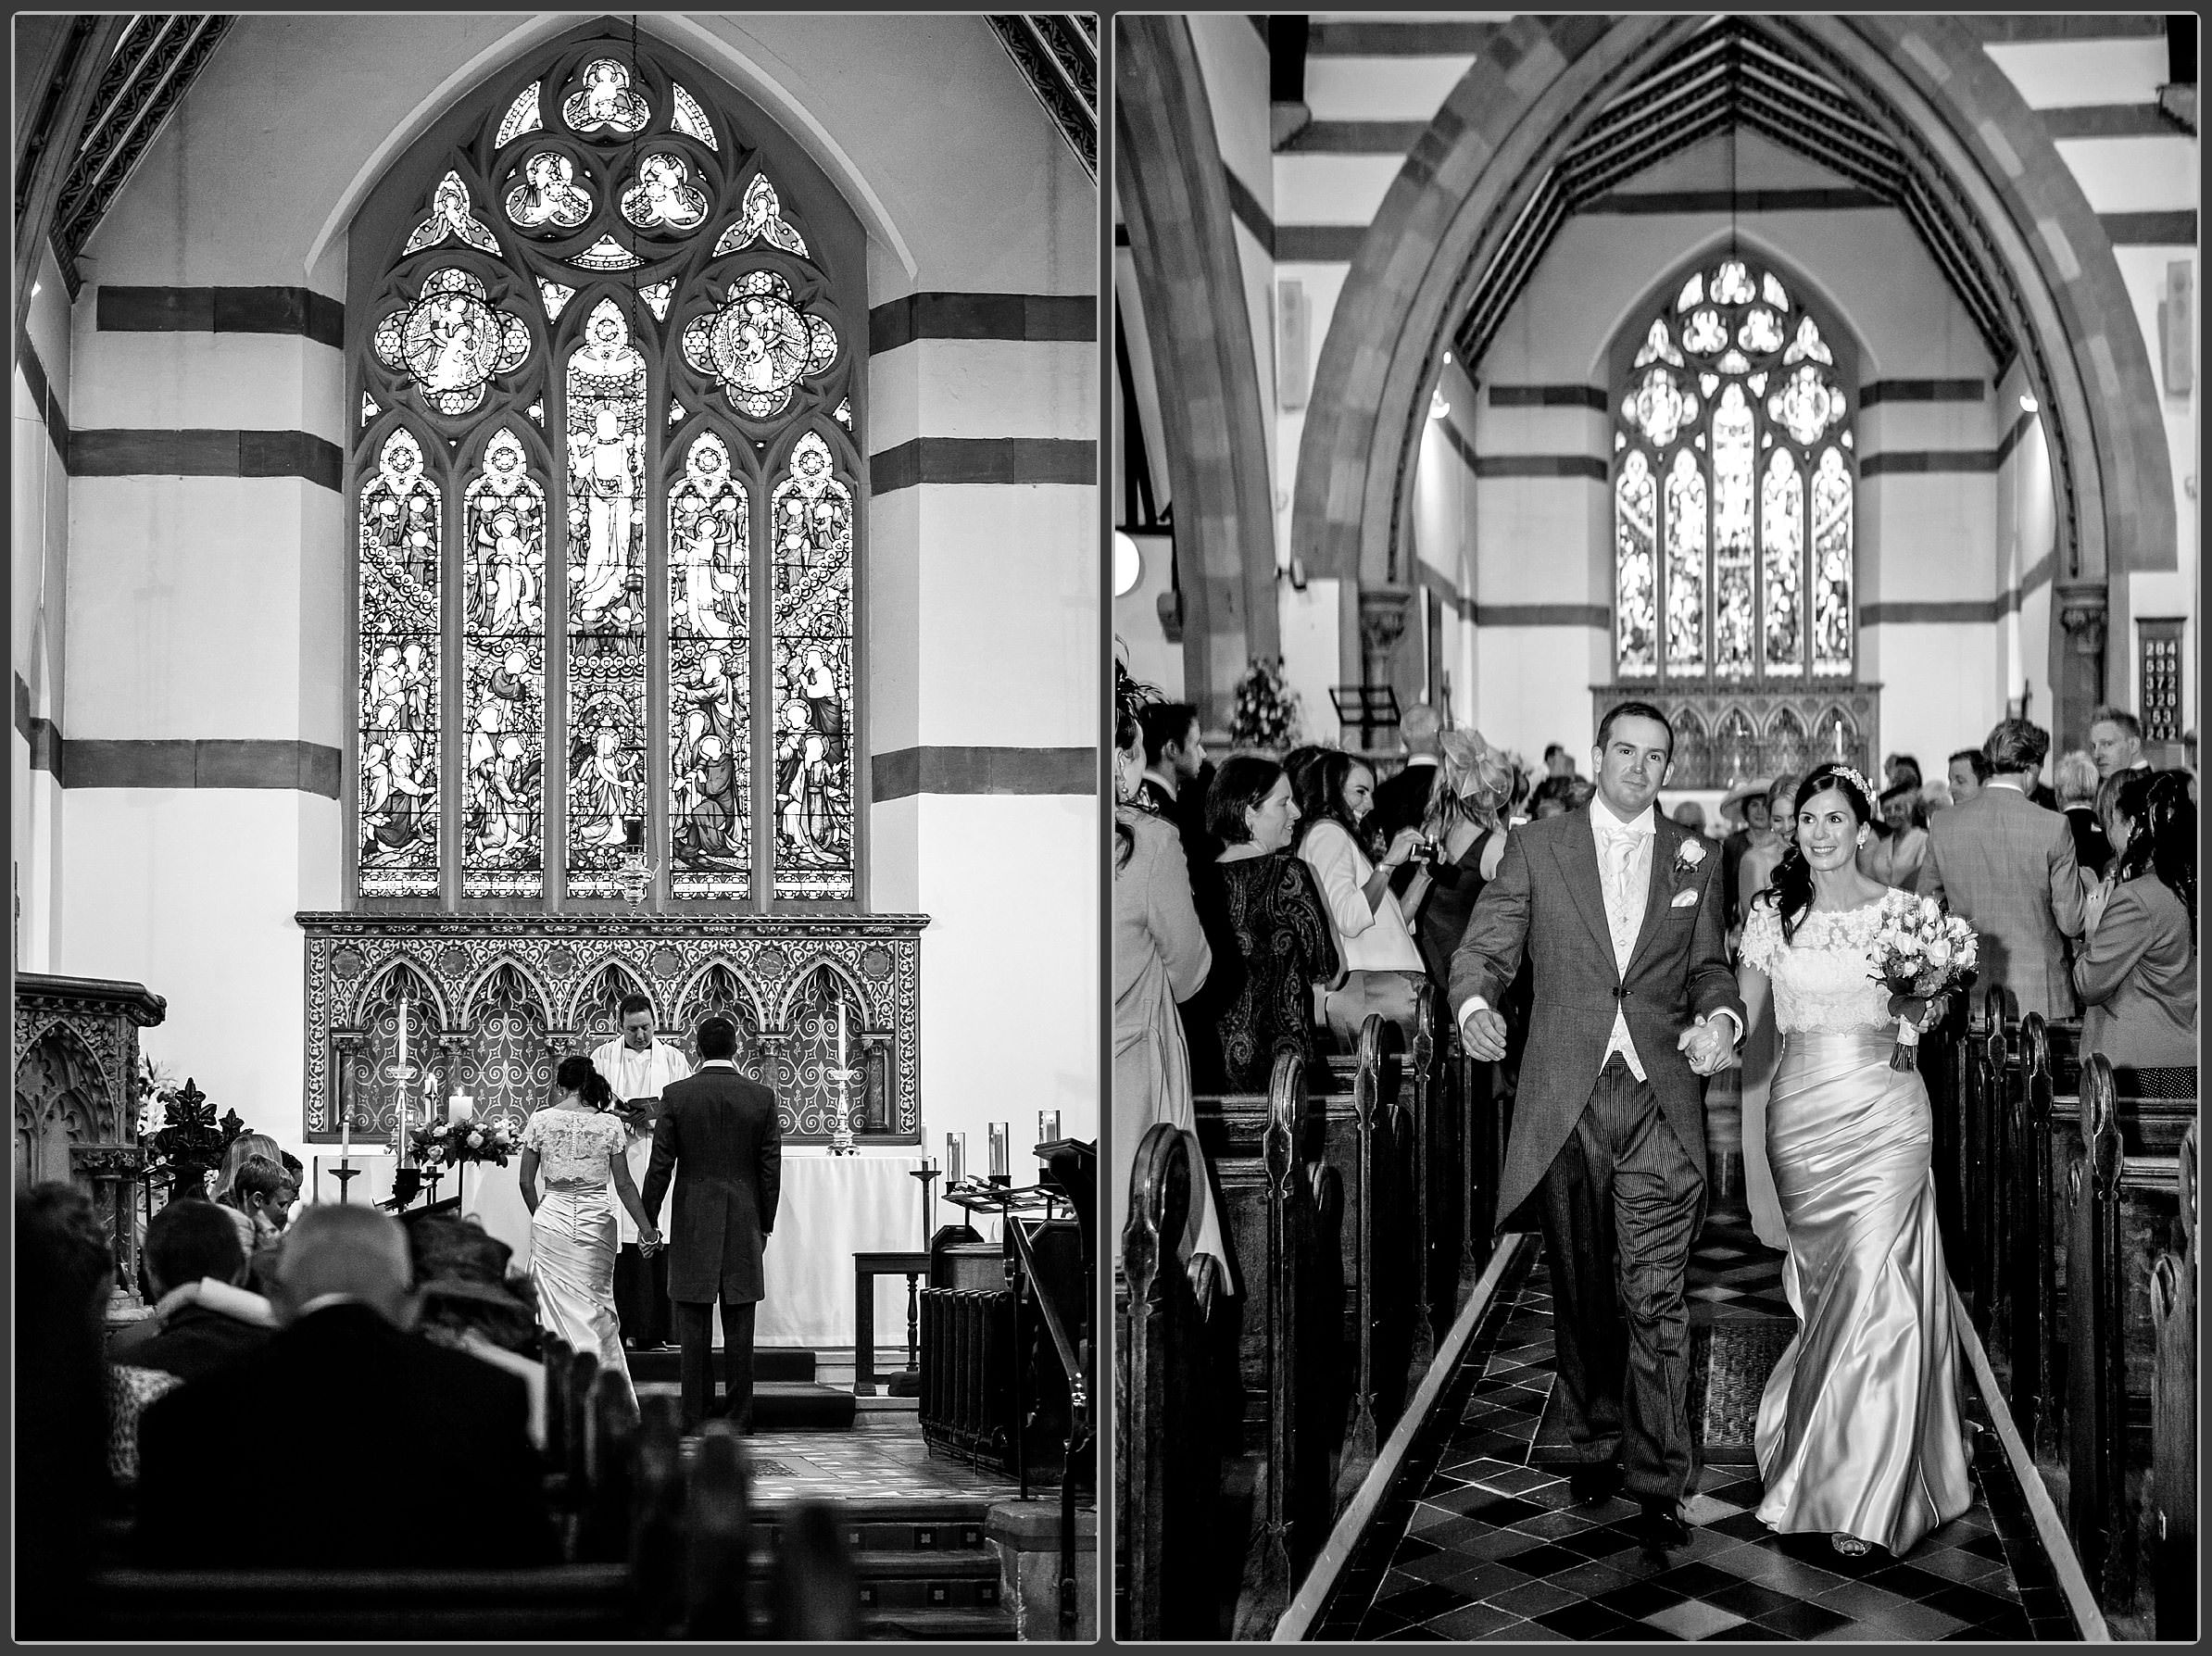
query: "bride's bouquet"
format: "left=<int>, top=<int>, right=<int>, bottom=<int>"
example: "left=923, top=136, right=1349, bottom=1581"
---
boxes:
left=1866, top=891, right=1979, bottom=1071
left=409, top=1116, right=518, bottom=1169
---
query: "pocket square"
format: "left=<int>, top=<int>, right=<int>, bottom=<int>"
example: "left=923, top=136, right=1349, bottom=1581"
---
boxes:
left=1670, top=888, right=1700, bottom=909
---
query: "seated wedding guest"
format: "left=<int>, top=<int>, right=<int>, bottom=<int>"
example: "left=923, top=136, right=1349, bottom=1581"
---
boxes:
left=136, top=1204, right=555, bottom=1569
left=2073, top=770, right=2196, bottom=1088
left=1919, top=718, right=2085, bottom=1020
left=1947, top=746, right=1990, bottom=808
left=1191, top=754, right=1339, bottom=1091
left=108, top=1198, right=276, bottom=1383
left=1294, top=747, right=1428, bottom=1051
left=19, top=1183, right=116, bottom=1637
left=1409, top=730, right=1514, bottom=986
left=2055, top=747, right=2113, bottom=878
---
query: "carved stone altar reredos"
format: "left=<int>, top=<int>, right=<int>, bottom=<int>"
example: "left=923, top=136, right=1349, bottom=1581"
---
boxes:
left=14, top=972, right=168, bottom=1295
left=296, top=912, right=929, bottom=1145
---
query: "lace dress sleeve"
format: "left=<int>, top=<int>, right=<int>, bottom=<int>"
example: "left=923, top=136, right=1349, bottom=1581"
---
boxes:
left=1740, top=901, right=1781, bottom=977
left=520, top=1110, right=546, bottom=1155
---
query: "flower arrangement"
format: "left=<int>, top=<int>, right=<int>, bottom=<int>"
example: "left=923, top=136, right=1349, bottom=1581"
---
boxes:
left=1866, top=890, right=1979, bottom=1071
left=1229, top=655, right=1301, bottom=751
left=409, top=1116, right=518, bottom=1169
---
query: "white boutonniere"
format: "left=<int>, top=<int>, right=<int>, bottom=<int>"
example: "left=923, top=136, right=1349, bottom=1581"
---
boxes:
left=1675, top=838, right=1706, bottom=872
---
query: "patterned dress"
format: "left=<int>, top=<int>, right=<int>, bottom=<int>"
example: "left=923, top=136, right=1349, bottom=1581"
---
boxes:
left=1202, top=851, right=1340, bottom=1093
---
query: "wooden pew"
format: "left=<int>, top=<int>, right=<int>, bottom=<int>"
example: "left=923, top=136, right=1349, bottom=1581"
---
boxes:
left=1116, top=1118, right=1205, bottom=1641
left=2146, top=1120, right=2195, bottom=1640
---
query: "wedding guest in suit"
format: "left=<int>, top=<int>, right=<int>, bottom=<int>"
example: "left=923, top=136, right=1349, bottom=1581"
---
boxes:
left=2088, top=705, right=2151, bottom=780
left=136, top=1204, right=554, bottom=1568
left=1947, top=746, right=1990, bottom=809
left=1917, top=718, right=2086, bottom=1021
left=2055, top=748, right=2113, bottom=879
left=1137, top=701, right=1218, bottom=872
left=641, top=1016, right=783, bottom=1433
left=108, top=1198, right=276, bottom=1383
left=1112, top=700, right=1227, bottom=1314
left=1371, top=702, right=1445, bottom=850
left=2073, top=770, right=2196, bottom=1086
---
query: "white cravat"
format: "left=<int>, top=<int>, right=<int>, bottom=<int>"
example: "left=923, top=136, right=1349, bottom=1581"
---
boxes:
left=1590, top=802, right=1657, bottom=1080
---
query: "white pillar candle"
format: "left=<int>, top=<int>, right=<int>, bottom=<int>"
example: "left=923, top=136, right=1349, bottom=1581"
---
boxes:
left=340, top=1100, right=351, bottom=1157
left=450, top=1091, right=474, bottom=1123
left=1038, top=1110, right=1061, bottom=1147
left=946, top=1133, right=965, bottom=1185
left=836, top=999, right=848, bottom=1072
left=988, top=1122, right=1011, bottom=1179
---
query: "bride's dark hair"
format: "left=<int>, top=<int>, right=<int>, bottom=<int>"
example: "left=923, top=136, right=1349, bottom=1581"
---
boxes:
left=1757, top=761, right=1876, bottom=944
left=555, top=1055, right=614, bottom=1110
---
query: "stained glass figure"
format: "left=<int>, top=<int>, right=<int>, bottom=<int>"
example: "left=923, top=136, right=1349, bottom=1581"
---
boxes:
left=565, top=300, right=649, bottom=896
left=1784, top=315, right=1832, bottom=366
left=462, top=429, right=547, bottom=897
left=1632, top=319, right=1683, bottom=370
left=671, top=84, right=718, bottom=150
left=1615, top=451, right=1657, bottom=676
left=563, top=59, right=649, bottom=135
left=684, top=271, right=838, bottom=420
left=1738, top=307, right=1783, bottom=354
left=713, top=175, right=810, bottom=259
left=358, top=429, right=441, bottom=897
left=669, top=433, right=751, bottom=900
left=570, top=234, right=643, bottom=271
left=457, top=965, right=552, bottom=1133
left=1682, top=308, right=1727, bottom=356
left=771, top=433, right=855, bottom=899
left=1713, top=258, right=1756, bottom=305
left=496, top=82, right=544, bottom=147
left=1711, top=383, right=1754, bottom=679
left=372, top=269, right=532, bottom=416
left=1676, top=271, right=1703, bottom=312
left=1761, top=447, right=1804, bottom=673
left=1664, top=449, right=1706, bottom=671
left=403, top=171, right=502, bottom=257
left=1770, top=364, right=1843, bottom=446
left=507, top=152, right=593, bottom=229
left=1812, top=446, right=1853, bottom=676
left=621, top=153, right=709, bottom=232
left=639, top=280, right=675, bottom=320
left=539, top=279, right=574, bottom=320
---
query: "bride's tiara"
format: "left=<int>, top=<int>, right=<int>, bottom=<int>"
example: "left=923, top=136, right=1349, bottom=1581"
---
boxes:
left=1823, top=763, right=1879, bottom=809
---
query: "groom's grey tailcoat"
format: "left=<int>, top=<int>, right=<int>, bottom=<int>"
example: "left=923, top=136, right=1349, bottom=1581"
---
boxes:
left=1447, top=805, right=1743, bottom=1223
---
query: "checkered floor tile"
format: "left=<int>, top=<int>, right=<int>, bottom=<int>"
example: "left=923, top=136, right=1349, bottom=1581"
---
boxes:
left=1309, top=1227, right=2077, bottom=1641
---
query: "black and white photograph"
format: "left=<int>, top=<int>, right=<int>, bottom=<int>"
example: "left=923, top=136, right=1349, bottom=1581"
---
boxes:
left=14, top=10, right=1100, bottom=1640
left=1112, top=12, right=2196, bottom=1644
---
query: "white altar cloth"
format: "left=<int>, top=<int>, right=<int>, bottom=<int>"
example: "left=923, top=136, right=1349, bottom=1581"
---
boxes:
left=311, top=1149, right=930, bottom=1351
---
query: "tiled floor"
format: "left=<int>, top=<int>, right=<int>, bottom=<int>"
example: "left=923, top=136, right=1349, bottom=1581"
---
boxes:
left=680, top=1422, right=1024, bottom=1507
left=1312, top=1225, right=2077, bottom=1642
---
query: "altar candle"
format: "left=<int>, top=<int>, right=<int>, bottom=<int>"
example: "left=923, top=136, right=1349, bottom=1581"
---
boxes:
left=398, top=995, right=410, bottom=1073
left=988, top=1122, right=1011, bottom=1179
left=837, top=1000, right=848, bottom=1073
left=1038, top=1110, right=1061, bottom=1148
left=450, top=1091, right=474, bottom=1123
left=340, top=1100, right=351, bottom=1157
left=946, top=1133, right=965, bottom=1185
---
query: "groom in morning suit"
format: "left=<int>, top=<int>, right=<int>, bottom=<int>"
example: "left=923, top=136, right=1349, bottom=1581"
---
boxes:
left=642, top=1014, right=783, bottom=1432
left=1449, top=701, right=1742, bottom=1544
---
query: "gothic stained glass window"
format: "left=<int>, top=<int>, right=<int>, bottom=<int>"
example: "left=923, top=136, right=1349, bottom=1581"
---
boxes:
left=669, top=432, right=750, bottom=899
left=358, top=429, right=441, bottom=897
left=771, top=432, right=856, bottom=900
left=565, top=299, right=650, bottom=896
left=352, top=34, right=861, bottom=913
left=1611, top=256, right=1854, bottom=686
left=461, top=429, right=547, bottom=897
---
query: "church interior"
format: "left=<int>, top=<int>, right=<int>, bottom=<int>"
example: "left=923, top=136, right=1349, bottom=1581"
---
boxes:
left=1115, top=12, right=2196, bottom=1646
left=15, top=10, right=1100, bottom=1639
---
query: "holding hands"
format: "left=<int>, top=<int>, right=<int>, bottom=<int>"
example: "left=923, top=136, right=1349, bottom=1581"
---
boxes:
left=637, top=1224, right=663, bottom=1256
left=1678, top=1014, right=1739, bottom=1077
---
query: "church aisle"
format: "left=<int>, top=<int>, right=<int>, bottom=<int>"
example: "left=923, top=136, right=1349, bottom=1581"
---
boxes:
left=1309, top=1223, right=2076, bottom=1641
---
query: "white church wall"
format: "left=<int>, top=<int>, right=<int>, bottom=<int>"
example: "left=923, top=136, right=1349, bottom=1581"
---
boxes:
left=16, top=248, right=76, bottom=973
left=38, top=14, right=1096, bottom=1165
left=2111, top=245, right=2199, bottom=731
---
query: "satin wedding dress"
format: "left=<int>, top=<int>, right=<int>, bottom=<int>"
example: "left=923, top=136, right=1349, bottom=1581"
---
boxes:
left=520, top=1106, right=636, bottom=1400
left=1740, top=899, right=1972, bottom=1555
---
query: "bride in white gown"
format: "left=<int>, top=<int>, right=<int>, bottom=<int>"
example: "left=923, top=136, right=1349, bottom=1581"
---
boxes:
left=1735, top=762, right=1972, bottom=1560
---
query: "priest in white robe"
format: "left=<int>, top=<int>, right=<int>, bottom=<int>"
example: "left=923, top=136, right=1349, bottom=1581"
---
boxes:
left=591, top=996, right=692, bottom=1349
